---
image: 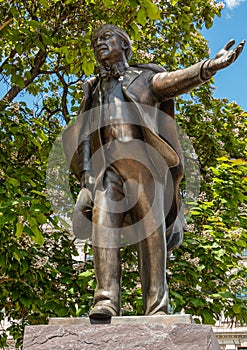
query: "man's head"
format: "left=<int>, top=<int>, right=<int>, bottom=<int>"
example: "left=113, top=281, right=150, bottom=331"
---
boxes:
left=92, top=24, right=132, bottom=66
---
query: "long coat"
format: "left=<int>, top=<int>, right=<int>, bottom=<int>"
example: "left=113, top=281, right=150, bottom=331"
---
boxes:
left=62, top=62, right=205, bottom=251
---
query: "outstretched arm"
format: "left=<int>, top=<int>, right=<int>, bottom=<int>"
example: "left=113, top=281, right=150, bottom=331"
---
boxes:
left=151, top=39, right=245, bottom=102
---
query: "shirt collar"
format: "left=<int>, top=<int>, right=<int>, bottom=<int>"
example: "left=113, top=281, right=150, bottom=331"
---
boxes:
left=98, top=62, right=129, bottom=79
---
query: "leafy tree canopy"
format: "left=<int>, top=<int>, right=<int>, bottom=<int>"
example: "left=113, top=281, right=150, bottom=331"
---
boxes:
left=0, top=0, right=246, bottom=347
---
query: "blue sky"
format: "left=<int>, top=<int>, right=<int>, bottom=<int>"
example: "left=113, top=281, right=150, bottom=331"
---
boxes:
left=202, top=0, right=247, bottom=110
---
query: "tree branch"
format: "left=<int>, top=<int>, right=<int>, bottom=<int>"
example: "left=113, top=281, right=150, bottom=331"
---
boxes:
left=1, top=49, right=47, bottom=106
left=39, top=64, right=71, bottom=75
left=56, top=72, right=70, bottom=123
left=36, top=105, right=61, bottom=120
left=0, top=18, right=13, bottom=31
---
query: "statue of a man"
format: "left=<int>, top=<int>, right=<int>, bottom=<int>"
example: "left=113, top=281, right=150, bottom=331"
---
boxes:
left=62, top=24, right=244, bottom=319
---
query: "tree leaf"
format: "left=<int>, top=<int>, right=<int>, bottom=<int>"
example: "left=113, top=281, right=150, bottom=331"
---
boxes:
left=233, top=304, right=242, bottom=314
left=16, top=222, right=23, bottom=239
left=142, top=0, right=160, bottom=20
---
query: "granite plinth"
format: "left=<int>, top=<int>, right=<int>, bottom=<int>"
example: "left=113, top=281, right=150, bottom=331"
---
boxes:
left=23, top=316, right=221, bottom=350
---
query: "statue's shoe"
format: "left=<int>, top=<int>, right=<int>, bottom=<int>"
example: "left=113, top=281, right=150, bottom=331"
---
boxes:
left=89, top=304, right=118, bottom=319
left=151, top=311, right=167, bottom=315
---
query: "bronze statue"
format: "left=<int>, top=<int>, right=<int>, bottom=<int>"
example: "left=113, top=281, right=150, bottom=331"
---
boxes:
left=62, top=24, right=245, bottom=319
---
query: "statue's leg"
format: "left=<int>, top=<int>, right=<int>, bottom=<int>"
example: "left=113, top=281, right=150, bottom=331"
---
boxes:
left=90, top=246, right=121, bottom=318
left=127, top=163, right=168, bottom=315
left=89, top=168, right=125, bottom=319
left=134, top=227, right=168, bottom=315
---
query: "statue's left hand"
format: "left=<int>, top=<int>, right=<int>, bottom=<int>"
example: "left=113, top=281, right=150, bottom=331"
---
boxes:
left=202, top=39, right=245, bottom=79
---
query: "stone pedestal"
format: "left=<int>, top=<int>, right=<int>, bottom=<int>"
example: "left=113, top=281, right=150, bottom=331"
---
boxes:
left=49, top=313, right=193, bottom=325
left=23, top=316, right=220, bottom=350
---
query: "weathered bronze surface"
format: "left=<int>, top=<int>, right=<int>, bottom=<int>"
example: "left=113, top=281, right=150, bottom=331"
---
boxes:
left=62, top=24, right=245, bottom=319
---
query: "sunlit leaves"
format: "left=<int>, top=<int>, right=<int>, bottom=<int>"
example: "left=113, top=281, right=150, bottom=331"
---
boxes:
left=0, top=104, right=85, bottom=347
left=141, top=0, right=160, bottom=20
left=170, top=101, right=247, bottom=324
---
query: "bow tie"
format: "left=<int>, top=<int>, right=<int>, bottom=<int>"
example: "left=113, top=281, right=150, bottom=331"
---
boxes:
left=98, top=62, right=129, bottom=79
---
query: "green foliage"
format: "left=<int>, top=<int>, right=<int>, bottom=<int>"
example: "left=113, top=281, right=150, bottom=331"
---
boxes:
left=0, top=104, right=89, bottom=347
left=171, top=97, right=247, bottom=325
left=0, top=0, right=246, bottom=347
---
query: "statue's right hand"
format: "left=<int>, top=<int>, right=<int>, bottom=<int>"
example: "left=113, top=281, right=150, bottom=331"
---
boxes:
left=201, top=39, right=245, bottom=80
left=203, top=39, right=245, bottom=79
left=212, top=39, right=245, bottom=70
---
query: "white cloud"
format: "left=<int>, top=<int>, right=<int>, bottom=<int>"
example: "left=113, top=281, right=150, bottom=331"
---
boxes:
left=224, top=0, right=246, bottom=9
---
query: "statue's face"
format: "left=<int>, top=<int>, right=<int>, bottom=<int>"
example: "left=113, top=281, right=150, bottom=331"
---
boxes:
left=94, top=30, right=125, bottom=65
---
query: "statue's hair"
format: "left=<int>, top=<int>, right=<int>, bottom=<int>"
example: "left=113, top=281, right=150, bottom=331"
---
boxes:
left=91, top=24, right=132, bottom=62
